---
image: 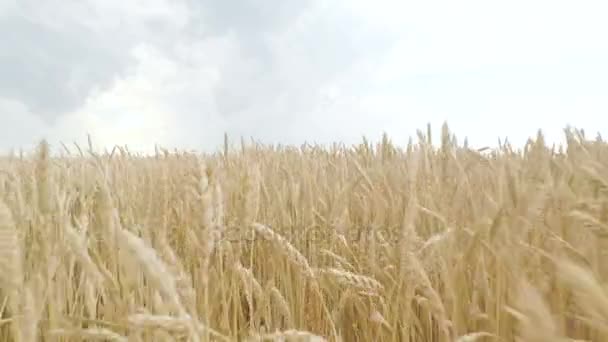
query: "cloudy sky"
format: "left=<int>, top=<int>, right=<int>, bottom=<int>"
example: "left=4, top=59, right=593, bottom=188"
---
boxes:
left=1, top=0, right=607, bottom=154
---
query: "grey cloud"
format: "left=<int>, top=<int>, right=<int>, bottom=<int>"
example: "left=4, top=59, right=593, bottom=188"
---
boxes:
left=0, top=0, right=188, bottom=124
left=209, top=2, right=398, bottom=121
left=1, top=0, right=305, bottom=123
left=1, top=0, right=400, bottom=150
left=0, top=13, right=131, bottom=123
left=185, top=0, right=310, bottom=38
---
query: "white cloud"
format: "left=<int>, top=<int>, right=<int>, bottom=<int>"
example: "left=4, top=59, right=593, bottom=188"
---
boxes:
left=0, top=98, right=48, bottom=153
left=52, top=39, right=233, bottom=154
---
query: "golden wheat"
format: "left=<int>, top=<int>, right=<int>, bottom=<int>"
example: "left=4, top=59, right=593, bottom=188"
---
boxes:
left=1, top=125, right=608, bottom=341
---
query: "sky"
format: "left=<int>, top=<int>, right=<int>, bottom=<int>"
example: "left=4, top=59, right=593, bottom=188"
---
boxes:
left=1, top=0, right=607, bottom=154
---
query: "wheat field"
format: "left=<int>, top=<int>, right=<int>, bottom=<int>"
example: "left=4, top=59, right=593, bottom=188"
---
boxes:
left=0, top=124, right=607, bottom=341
